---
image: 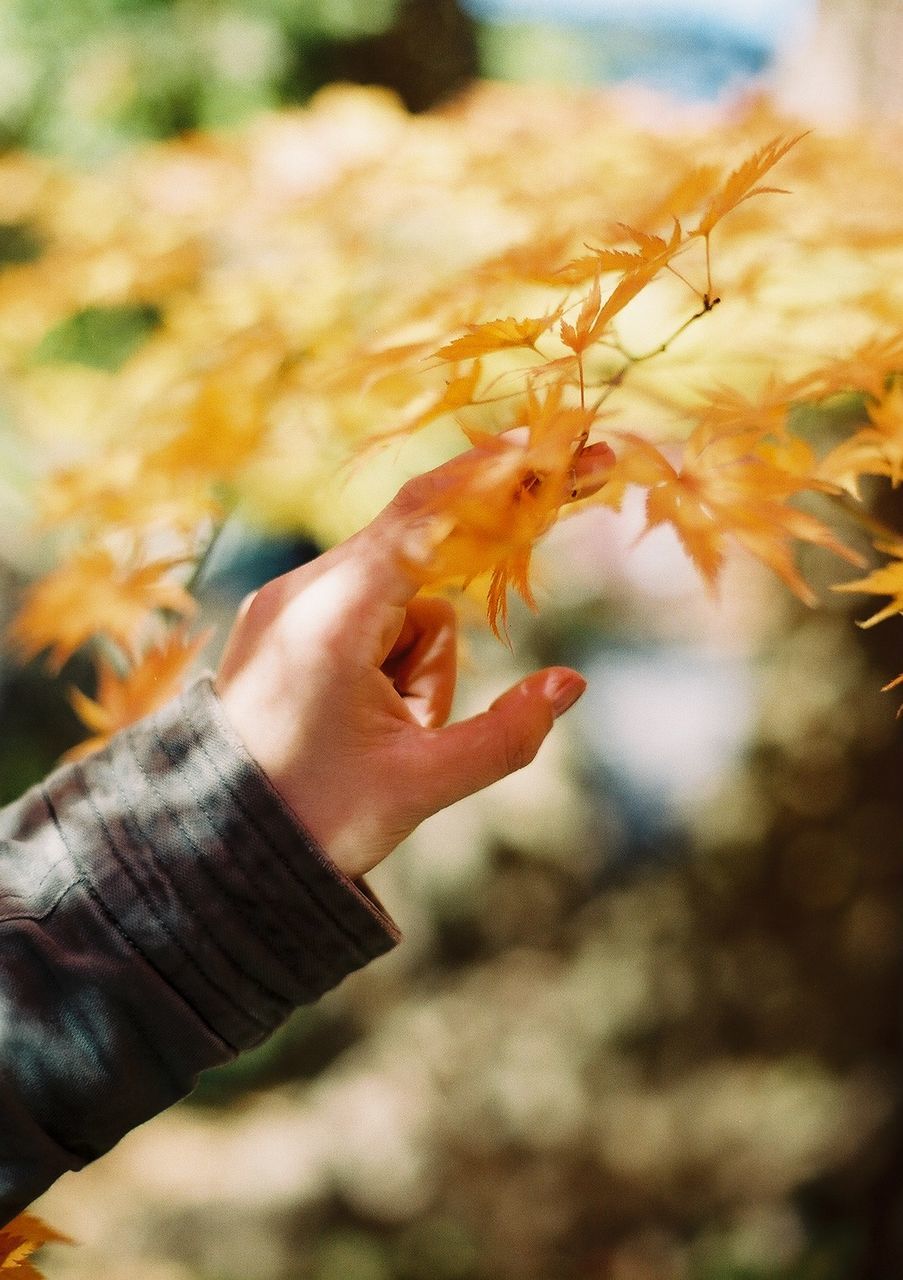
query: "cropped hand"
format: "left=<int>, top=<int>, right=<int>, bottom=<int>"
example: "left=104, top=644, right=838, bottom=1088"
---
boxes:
left=214, top=453, right=603, bottom=880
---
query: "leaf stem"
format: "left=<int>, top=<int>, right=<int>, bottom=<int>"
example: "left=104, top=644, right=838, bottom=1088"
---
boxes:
left=615, top=298, right=721, bottom=366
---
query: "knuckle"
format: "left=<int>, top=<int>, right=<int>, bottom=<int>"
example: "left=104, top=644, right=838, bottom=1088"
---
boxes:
left=240, top=581, right=279, bottom=628
left=389, top=470, right=442, bottom=519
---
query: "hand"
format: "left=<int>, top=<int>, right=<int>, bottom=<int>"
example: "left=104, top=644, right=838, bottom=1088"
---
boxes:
left=214, top=453, right=601, bottom=880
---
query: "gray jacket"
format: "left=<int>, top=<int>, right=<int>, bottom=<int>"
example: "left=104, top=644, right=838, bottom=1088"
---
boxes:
left=0, top=678, right=399, bottom=1223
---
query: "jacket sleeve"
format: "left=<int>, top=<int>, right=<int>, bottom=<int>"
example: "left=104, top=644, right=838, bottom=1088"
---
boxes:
left=0, top=676, right=400, bottom=1224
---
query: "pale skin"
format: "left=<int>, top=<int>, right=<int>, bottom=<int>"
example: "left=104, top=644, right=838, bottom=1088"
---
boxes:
left=214, top=443, right=611, bottom=881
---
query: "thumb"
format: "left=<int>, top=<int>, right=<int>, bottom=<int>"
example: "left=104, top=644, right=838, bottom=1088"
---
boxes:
left=413, top=667, right=586, bottom=814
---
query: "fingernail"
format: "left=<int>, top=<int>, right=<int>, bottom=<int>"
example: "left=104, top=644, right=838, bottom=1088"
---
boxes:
left=545, top=670, right=586, bottom=717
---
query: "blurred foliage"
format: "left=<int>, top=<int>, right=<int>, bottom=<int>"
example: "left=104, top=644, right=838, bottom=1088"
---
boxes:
left=4, top=81, right=903, bottom=762
left=0, top=0, right=476, bottom=158
left=33, top=303, right=163, bottom=371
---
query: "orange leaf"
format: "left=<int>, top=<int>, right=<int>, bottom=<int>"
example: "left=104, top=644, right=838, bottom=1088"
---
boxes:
left=475, top=231, right=577, bottom=286
left=0, top=1213, right=72, bottom=1278
left=65, top=626, right=212, bottom=760
left=819, top=379, right=903, bottom=494
left=368, top=363, right=483, bottom=444
left=432, top=312, right=560, bottom=362
left=9, top=548, right=196, bottom=671
left=405, top=386, right=609, bottom=636
left=146, top=367, right=270, bottom=480
left=604, top=421, right=861, bottom=601
left=694, top=133, right=806, bottom=238
left=688, top=378, right=808, bottom=446
left=553, top=248, right=645, bottom=286
left=799, top=332, right=903, bottom=402
left=585, top=223, right=685, bottom=346
left=642, top=163, right=723, bottom=225
left=833, top=543, right=903, bottom=627
left=560, top=275, right=602, bottom=356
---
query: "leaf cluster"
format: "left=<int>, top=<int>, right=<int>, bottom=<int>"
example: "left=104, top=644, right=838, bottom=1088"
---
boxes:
left=4, top=84, right=903, bottom=755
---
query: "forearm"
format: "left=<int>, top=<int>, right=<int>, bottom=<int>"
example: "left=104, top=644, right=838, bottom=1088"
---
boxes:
left=0, top=678, right=399, bottom=1223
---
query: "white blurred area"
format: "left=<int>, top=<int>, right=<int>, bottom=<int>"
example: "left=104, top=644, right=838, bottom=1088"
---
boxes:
left=533, top=494, right=776, bottom=851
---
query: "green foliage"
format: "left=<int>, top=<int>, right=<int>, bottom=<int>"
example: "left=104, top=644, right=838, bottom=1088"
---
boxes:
left=32, top=303, right=161, bottom=370
left=0, top=0, right=402, bottom=157
left=0, top=222, right=44, bottom=267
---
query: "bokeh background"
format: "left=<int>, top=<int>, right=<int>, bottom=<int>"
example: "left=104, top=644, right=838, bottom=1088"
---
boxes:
left=3, top=1, right=903, bottom=1276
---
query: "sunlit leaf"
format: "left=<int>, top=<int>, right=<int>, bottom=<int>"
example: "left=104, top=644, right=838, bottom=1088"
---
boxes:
left=0, top=1213, right=72, bottom=1278
left=433, top=312, right=561, bottom=362
left=819, top=380, right=903, bottom=494
left=694, top=133, right=807, bottom=238
left=601, top=421, right=861, bottom=602
left=833, top=541, right=903, bottom=627
left=9, top=548, right=196, bottom=670
left=65, top=626, right=212, bottom=760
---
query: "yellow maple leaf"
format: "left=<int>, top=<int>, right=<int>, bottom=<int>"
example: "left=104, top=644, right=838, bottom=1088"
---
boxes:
left=600, top=422, right=860, bottom=602
left=641, top=163, right=723, bottom=226
left=475, top=230, right=577, bottom=286
left=65, top=626, right=212, bottom=760
left=432, top=312, right=560, bottom=362
left=408, top=385, right=612, bottom=635
left=833, top=541, right=903, bottom=627
left=584, top=223, right=685, bottom=347
left=552, top=247, right=649, bottom=287
left=145, top=366, right=271, bottom=481
left=39, top=454, right=220, bottom=534
left=367, top=363, right=483, bottom=444
left=799, top=332, right=903, bottom=402
left=688, top=378, right=809, bottom=446
left=694, top=133, right=806, bottom=238
left=560, top=275, right=602, bottom=357
left=9, top=547, right=196, bottom=671
left=819, top=380, right=903, bottom=495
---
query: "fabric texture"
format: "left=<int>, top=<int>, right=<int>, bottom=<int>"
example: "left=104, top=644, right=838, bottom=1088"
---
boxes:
left=0, top=677, right=399, bottom=1223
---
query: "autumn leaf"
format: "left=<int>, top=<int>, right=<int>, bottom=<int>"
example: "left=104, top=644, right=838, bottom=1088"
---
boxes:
left=39, top=454, right=221, bottom=534
left=552, top=248, right=647, bottom=286
left=600, top=422, right=861, bottom=602
left=368, top=363, right=483, bottom=443
left=432, top=312, right=561, bottom=362
left=555, top=218, right=686, bottom=300
left=475, top=231, right=578, bottom=286
left=65, top=626, right=212, bottom=760
left=145, top=366, right=271, bottom=481
left=560, top=275, right=602, bottom=356
left=641, top=163, right=723, bottom=226
left=9, top=547, right=196, bottom=670
left=688, top=378, right=808, bottom=446
left=693, top=133, right=806, bottom=238
left=407, top=386, right=611, bottom=635
left=833, top=541, right=903, bottom=627
left=584, top=222, right=685, bottom=347
left=799, top=333, right=903, bottom=402
left=0, top=1213, right=72, bottom=1279
left=819, top=380, right=903, bottom=494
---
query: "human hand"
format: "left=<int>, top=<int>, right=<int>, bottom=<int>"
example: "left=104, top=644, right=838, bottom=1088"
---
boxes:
left=214, top=446, right=609, bottom=880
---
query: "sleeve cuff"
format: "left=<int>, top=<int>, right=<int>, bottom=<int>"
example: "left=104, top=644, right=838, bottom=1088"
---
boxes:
left=41, top=677, right=401, bottom=1054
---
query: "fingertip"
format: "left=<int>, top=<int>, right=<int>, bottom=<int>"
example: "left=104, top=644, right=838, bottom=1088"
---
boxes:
left=540, top=667, right=587, bottom=717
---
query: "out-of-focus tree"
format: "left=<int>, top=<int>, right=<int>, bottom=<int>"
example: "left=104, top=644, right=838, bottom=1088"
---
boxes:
left=0, top=0, right=477, bottom=159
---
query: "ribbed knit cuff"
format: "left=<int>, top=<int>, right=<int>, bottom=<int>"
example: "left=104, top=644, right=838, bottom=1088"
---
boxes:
left=41, top=678, right=400, bottom=1053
